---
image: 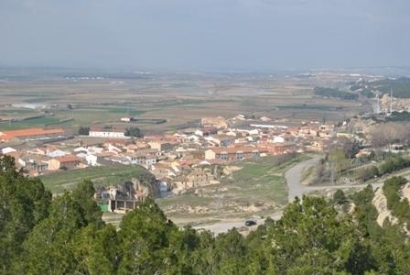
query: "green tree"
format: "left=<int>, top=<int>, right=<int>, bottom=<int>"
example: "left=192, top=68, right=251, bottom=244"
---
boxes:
left=188, top=230, right=219, bottom=275
left=0, top=156, right=52, bottom=273
left=267, top=196, right=376, bottom=274
left=328, top=149, right=350, bottom=179
left=23, top=193, right=87, bottom=274
left=165, top=226, right=201, bottom=274
left=356, top=165, right=379, bottom=182
left=78, top=126, right=90, bottom=135
left=213, top=229, right=248, bottom=274
left=117, top=197, right=175, bottom=275
left=72, top=223, right=120, bottom=275
left=333, top=189, right=348, bottom=204
left=124, top=127, right=143, bottom=138
left=71, top=180, right=104, bottom=227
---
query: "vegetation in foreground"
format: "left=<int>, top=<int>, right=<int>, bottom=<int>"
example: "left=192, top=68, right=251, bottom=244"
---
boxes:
left=3, top=155, right=410, bottom=274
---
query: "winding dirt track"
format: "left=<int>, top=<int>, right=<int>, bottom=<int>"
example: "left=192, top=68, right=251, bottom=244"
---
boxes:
left=285, top=156, right=322, bottom=202
left=196, top=156, right=383, bottom=234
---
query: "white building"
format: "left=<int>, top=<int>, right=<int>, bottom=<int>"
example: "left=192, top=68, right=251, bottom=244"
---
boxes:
left=47, top=149, right=66, bottom=158
left=85, top=154, right=99, bottom=166
left=272, top=136, right=285, bottom=143
left=194, top=129, right=204, bottom=136
left=120, top=117, right=132, bottom=122
left=1, top=147, right=16, bottom=154
left=89, top=127, right=126, bottom=138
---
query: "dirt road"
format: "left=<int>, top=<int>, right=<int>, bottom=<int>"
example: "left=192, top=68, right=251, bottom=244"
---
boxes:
left=195, top=156, right=385, bottom=234
left=285, top=156, right=321, bottom=202
left=196, top=157, right=321, bottom=233
left=285, top=156, right=386, bottom=202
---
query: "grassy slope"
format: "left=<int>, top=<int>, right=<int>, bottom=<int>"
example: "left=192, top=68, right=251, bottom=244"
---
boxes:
left=157, top=154, right=310, bottom=222
left=39, top=165, right=149, bottom=194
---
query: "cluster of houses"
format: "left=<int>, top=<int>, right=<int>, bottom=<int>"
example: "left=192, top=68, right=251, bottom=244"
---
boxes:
left=0, top=115, right=353, bottom=195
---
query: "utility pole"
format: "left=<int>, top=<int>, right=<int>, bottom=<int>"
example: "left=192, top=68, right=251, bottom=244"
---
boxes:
left=375, top=94, right=381, bottom=114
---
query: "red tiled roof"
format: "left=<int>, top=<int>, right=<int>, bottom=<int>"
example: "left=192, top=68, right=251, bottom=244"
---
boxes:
left=4, top=151, right=23, bottom=159
left=287, top=127, right=300, bottom=132
left=1, top=128, right=64, bottom=140
left=143, top=135, right=163, bottom=141
left=55, top=154, right=79, bottom=163
left=104, top=139, right=129, bottom=145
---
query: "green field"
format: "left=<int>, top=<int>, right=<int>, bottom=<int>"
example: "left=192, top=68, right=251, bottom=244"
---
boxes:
left=39, top=165, right=149, bottom=193
left=0, top=109, right=37, bottom=115
left=278, top=104, right=343, bottom=111
left=24, top=97, right=59, bottom=103
left=106, top=107, right=145, bottom=116
left=221, top=155, right=310, bottom=205
left=0, top=117, right=61, bottom=130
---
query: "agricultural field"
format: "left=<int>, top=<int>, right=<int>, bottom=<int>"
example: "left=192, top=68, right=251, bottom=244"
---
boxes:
left=0, top=69, right=369, bottom=133
left=0, top=69, right=373, bottom=227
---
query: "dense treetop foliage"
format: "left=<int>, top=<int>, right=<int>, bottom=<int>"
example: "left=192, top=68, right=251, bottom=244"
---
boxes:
left=373, top=77, right=410, bottom=98
left=386, top=111, right=410, bottom=122
left=356, top=156, right=410, bottom=182
left=125, top=127, right=143, bottom=138
left=78, top=126, right=90, bottom=135
left=2, top=155, right=410, bottom=274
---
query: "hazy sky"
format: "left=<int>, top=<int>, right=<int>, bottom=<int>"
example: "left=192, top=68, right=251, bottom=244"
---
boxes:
left=1, top=0, right=410, bottom=71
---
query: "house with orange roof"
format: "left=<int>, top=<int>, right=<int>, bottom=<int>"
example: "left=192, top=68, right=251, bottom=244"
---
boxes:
left=181, top=167, right=216, bottom=188
left=125, top=143, right=149, bottom=153
left=257, top=142, right=297, bottom=155
left=4, top=150, right=23, bottom=161
left=148, top=141, right=174, bottom=152
left=19, top=154, right=50, bottom=174
left=104, top=139, right=131, bottom=147
left=205, top=134, right=235, bottom=147
left=204, top=146, right=267, bottom=162
left=48, top=154, right=80, bottom=171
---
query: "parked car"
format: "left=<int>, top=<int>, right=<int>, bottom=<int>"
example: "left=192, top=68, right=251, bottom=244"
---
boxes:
left=245, top=220, right=257, bottom=227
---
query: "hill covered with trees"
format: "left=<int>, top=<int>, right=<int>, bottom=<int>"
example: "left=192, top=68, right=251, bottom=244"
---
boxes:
left=350, top=77, right=410, bottom=98
left=2, top=155, right=410, bottom=274
left=372, top=77, right=410, bottom=98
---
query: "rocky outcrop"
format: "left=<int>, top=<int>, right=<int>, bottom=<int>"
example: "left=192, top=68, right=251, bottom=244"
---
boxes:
left=372, top=187, right=399, bottom=227
left=122, top=168, right=161, bottom=198
left=223, top=165, right=242, bottom=175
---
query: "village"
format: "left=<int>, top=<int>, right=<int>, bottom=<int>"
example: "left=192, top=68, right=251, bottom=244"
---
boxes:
left=0, top=112, right=363, bottom=199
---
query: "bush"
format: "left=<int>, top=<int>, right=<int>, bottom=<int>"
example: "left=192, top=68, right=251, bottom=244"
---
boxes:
left=333, top=189, right=348, bottom=204
left=379, top=157, right=410, bottom=175
left=78, top=126, right=90, bottom=135
left=356, top=165, right=379, bottom=182
left=382, top=177, right=410, bottom=225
